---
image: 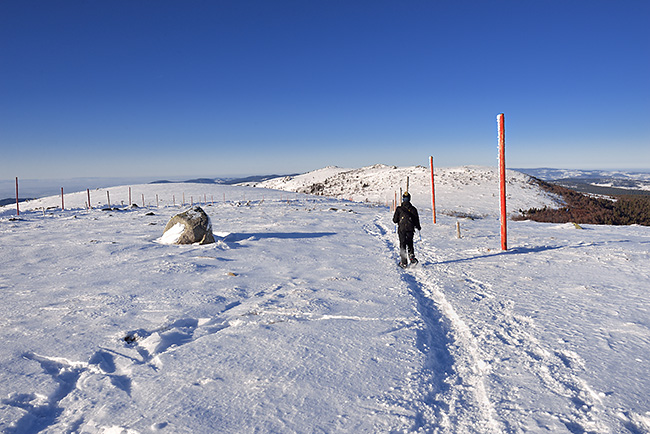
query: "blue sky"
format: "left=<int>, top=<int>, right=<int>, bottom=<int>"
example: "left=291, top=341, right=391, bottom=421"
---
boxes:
left=1, top=0, right=648, bottom=180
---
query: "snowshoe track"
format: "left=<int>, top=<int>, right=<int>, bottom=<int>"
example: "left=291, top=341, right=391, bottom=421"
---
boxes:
left=368, top=216, right=502, bottom=433
left=438, top=268, right=611, bottom=433
left=369, top=213, right=617, bottom=433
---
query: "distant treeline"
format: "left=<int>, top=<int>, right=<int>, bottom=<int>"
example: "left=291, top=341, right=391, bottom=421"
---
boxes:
left=515, top=179, right=650, bottom=226
left=553, top=179, right=650, bottom=197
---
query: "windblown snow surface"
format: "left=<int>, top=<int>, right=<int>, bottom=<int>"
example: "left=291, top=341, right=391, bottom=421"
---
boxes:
left=1, top=165, right=649, bottom=433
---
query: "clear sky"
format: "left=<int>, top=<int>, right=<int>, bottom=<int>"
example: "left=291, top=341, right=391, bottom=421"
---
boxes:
left=1, top=0, right=648, bottom=180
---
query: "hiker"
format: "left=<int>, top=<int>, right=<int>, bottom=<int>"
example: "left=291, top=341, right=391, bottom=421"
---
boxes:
left=392, top=192, right=421, bottom=268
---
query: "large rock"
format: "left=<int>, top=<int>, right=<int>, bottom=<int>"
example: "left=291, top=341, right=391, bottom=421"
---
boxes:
left=161, top=206, right=215, bottom=245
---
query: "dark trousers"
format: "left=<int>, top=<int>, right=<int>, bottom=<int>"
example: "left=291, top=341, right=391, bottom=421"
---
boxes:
left=398, top=230, right=415, bottom=264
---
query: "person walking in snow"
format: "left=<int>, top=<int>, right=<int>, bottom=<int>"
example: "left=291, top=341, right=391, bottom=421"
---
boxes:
left=393, top=192, right=421, bottom=268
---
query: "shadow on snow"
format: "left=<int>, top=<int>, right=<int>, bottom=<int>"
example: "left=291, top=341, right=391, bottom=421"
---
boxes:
left=222, top=232, right=336, bottom=243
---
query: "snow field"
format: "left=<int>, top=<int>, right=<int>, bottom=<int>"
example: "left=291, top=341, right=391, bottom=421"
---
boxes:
left=388, top=216, right=650, bottom=433
left=1, top=168, right=649, bottom=433
left=1, top=186, right=433, bottom=433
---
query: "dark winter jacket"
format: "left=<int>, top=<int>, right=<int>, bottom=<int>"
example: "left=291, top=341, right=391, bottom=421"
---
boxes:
left=393, top=202, right=421, bottom=233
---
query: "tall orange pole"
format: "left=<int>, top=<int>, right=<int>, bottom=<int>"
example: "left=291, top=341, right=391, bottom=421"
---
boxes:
left=429, top=156, right=436, bottom=224
left=497, top=113, right=507, bottom=251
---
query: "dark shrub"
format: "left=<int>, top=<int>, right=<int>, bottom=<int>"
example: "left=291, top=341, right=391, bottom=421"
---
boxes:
left=515, top=179, right=650, bottom=226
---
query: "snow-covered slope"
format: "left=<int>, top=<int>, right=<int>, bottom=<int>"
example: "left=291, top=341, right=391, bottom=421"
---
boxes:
left=1, top=177, right=649, bottom=433
left=252, top=164, right=562, bottom=218
left=247, top=165, right=352, bottom=192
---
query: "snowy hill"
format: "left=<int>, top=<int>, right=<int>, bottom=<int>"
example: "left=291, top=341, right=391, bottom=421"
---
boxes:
left=251, top=164, right=563, bottom=218
left=1, top=176, right=649, bottom=433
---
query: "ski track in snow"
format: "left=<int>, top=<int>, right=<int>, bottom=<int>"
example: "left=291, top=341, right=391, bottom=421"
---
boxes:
left=438, top=269, right=610, bottom=434
left=367, top=216, right=503, bottom=433
left=369, top=212, right=647, bottom=434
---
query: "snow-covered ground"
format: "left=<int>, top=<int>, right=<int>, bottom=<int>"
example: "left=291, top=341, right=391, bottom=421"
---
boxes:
left=1, top=166, right=649, bottom=433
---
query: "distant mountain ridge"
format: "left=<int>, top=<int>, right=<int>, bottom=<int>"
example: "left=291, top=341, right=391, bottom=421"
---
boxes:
left=150, top=174, right=299, bottom=186
left=515, top=168, right=650, bottom=181
left=5, top=168, right=649, bottom=209
left=515, top=168, right=650, bottom=196
left=0, top=174, right=297, bottom=205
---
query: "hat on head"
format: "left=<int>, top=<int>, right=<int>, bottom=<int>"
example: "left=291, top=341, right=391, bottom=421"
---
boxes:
left=402, top=192, right=411, bottom=202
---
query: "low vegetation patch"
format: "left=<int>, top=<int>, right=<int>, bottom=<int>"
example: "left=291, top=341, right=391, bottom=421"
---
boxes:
left=515, top=179, right=650, bottom=226
left=441, top=210, right=487, bottom=220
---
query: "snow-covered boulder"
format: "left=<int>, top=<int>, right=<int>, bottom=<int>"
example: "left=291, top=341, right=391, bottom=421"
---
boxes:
left=160, top=206, right=215, bottom=245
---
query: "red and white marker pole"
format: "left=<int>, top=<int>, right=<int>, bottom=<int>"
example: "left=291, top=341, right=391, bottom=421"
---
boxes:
left=497, top=113, right=507, bottom=251
left=429, top=156, right=436, bottom=224
left=15, top=177, right=19, bottom=216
